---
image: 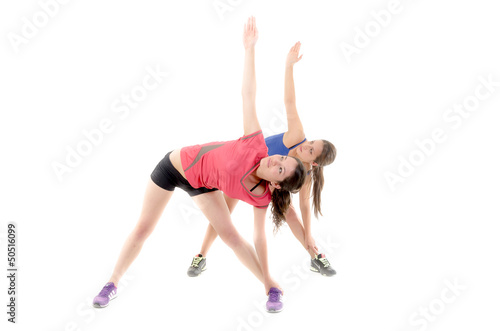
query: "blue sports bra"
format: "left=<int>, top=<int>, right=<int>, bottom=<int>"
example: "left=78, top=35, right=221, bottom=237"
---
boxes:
left=264, top=132, right=306, bottom=156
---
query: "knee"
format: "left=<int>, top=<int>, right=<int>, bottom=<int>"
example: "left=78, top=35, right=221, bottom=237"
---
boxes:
left=132, top=221, right=155, bottom=242
left=219, top=231, right=242, bottom=249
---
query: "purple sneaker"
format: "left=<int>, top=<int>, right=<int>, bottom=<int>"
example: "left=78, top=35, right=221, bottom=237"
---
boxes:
left=266, top=287, right=284, bottom=313
left=93, top=282, right=117, bottom=308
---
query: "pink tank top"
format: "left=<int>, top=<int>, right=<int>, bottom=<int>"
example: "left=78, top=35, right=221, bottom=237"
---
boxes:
left=180, top=131, right=271, bottom=209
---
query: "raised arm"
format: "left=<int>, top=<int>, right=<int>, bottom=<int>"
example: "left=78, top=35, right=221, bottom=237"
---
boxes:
left=283, top=42, right=306, bottom=147
left=242, top=16, right=261, bottom=136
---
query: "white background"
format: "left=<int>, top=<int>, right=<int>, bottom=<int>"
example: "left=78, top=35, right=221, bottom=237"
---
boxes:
left=1, top=0, right=499, bottom=330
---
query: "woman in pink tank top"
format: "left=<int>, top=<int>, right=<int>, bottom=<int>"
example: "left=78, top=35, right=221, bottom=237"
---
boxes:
left=93, top=17, right=305, bottom=313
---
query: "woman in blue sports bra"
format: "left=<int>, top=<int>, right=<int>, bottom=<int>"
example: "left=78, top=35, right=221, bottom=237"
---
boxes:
left=186, top=41, right=337, bottom=277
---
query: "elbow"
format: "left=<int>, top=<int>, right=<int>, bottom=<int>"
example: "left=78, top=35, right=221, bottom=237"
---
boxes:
left=253, top=239, right=267, bottom=253
left=253, top=232, right=266, bottom=246
left=299, top=201, right=310, bottom=213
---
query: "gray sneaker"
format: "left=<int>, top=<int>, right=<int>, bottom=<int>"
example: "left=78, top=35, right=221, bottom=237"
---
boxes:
left=311, top=253, right=336, bottom=277
left=187, top=254, right=206, bottom=277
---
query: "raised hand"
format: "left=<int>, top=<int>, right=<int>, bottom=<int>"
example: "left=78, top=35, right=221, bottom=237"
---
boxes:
left=243, top=16, right=259, bottom=50
left=286, top=41, right=303, bottom=68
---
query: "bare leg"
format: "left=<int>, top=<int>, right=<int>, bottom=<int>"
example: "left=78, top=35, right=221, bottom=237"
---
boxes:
left=285, top=204, right=318, bottom=259
left=199, top=193, right=239, bottom=256
left=192, top=191, right=265, bottom=284
left=108, top=179, right=173, bottom=285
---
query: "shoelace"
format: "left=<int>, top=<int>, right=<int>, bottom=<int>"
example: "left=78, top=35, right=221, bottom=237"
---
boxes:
left=318, top=256, right=331, bottom=268
left=98, top=284, right=115, bottom=297
left=191, top=256, right=203, bottom=268
left=269, top=291, right=281, bottom=302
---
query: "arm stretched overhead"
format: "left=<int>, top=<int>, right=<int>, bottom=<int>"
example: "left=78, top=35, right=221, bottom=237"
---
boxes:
left=241, top=16, right=261, bottom=136
left=283, top=42, right=306, bottom=147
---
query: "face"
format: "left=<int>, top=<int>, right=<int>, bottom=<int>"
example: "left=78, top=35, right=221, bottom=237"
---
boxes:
left=258, top=155, right=299, bottom=186
left=295, top=140, right=324, bottom=164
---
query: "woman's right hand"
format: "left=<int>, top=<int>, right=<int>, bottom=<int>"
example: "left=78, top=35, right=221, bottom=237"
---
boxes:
left=286, top=41, right=303, bottom=68
left=243, top=16, right=259, bottom=50
left=305, top=234, right=319, bottom=257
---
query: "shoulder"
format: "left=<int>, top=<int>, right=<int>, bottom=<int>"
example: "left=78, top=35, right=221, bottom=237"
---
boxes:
left=238, top=130, right=266, bottom=149
left=265, top=132, right=285, bottom=141
left=282, top=130, right=306, bottom=149
left=240, top=130, right=264, bottom=141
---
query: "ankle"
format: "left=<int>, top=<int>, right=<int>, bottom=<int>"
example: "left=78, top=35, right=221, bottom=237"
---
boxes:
left=107, top=279, right=118, bottom=286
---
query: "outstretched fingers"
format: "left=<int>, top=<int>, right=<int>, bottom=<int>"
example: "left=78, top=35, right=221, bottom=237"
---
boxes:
left=243, top=16, right=259, bottom=50
left=250, top=16, right=255, bottom=32
left=287, top=41, right=303, bottom=65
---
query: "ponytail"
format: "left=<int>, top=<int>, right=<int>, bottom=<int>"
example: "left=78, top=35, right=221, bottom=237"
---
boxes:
left=271, top=189, right=292, bottom=234
left=270, top=156, right=306, bottom=234
left=311, top=165, right=325, bottom=218
left=311, top=140, right=336, bottom=218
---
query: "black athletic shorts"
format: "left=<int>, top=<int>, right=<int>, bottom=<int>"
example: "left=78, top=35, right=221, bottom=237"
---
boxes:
left=150, top=151, right=219, bottom=197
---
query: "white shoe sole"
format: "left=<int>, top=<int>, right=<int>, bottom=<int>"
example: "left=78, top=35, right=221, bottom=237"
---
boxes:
left=187, top=266, right=207, bottom=277
left=266, top=306, right=284, bottom=313
left=93, top=294, right=117, bottom=308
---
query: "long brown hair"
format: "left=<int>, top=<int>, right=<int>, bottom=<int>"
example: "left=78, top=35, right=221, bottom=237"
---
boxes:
left=270, top=156, right=306, bottom=233
left=310, top=140, right=336, bottom=218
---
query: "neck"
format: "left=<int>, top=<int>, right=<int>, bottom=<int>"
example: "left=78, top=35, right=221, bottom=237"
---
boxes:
left=253, top=167, right=265, bottom=182
left=290, top=149, right=311, bottom=170
left=289, top=148, right=302, bottom=162
left=251, top=168, right=271, bottom=192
